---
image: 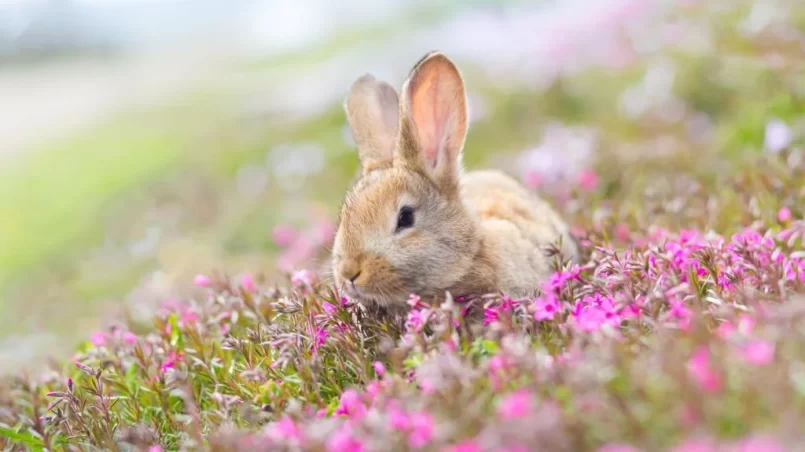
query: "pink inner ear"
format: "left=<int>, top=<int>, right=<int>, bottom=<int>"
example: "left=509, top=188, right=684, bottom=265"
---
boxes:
left=410, top=72, right=450, bottom=168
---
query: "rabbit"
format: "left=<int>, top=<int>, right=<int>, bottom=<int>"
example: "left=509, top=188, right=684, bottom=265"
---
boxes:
left=332, top=51, right=579, bottom=311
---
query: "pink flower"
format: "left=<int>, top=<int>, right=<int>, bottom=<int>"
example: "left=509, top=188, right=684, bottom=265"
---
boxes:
left=578, top=168, right=599, bottom=191
left=734, top=435, right=784, bottom=452
left=334, top=390, right=366, bottom=420
left=373, top=361, right=386, bottom=378
left=407, top=294, right=422, bottom=308
left=408, top=411, right=434, bottom=448
left=406, top=308, right=430, bottom=333
left=497, top=390, right=532, bottom=419
left=740, top=339, right=775, bottom=366
left=241, top=273, right=256, bottom=292
left=327, top=424, right=364, bottom=452
left=322, top=301, right=338, bottom=317
left=193, top=274, right=211, bottom=287
left=90, top=331, right=107, bottom=347
left=615, top=223, right=631, bottom=242
left=687, top=346, right=722, bottom=393
left=534, top=294, right=561, bottom=321
left=672, top=438, right=716, bottom=452
left=388, top=406, right=410, bottom=431
left=292, top=269, right=315, bottom=289
left=598, top=445, right=640, bottom=452
left=523, top=170, right=542, bottom=189
left=122, top=332, right=138, bottom=344
left=312, top=327, right=329, bottom=355
left=447, top=440, right=482, bottom=452
left=272, top=224, right=298, bottom=247
left=148, top=447, right=162, bottom=452
left=266, top=417, right=301, bottom=443
left=778, top=206, right=792, bottom=223
left=161, top=352, right=183, bottom=373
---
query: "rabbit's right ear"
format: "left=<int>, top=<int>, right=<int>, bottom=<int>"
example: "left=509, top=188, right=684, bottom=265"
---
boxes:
left=344, top=74, right=400, bottom=174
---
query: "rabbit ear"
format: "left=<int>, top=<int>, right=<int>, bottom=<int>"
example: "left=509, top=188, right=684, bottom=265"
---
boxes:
left=344, top=74, right=400, bottom=174
left=396, top=52, right=468, bottom=194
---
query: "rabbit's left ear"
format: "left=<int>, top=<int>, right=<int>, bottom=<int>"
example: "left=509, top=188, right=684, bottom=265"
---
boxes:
left=396, top=52, right=468, bottom=195
left=344, top=74, right=400, bottom=174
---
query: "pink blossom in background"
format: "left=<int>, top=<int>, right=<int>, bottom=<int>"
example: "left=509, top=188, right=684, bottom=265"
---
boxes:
left=740, top=340, right=775, bottom=366
left=292, top=269, right=316, bottom=288
left=388, top=406, right=410, bottom=431
left=407, top=411, right=434, bottom=448
left=266, top=417, right=301, bottom=443
left=764, top=119, right=792, bottom=153
left=447, top=440, right=482, bottom=452
left=272, top=224, right=297, bottom=247
left=148, top=447, right=162, bottom=452
left=241, top=273, right=256, bottom=292
left=777, top=206, right=792, bottom=223
left=523, top=170, right=543, bottom=190
left=122, top=332, right=138, bottom=344
left=598, top=444, right=641, bottom=452
left=90, top=331, right=107, bottom=347
left=686, top=346, right=722, bottom=393
left=327, top=424, right=364, bottom=452
left=578, top=168, right=599, bottom=191
left=497, top=390, right=532, bottom=419
left=315, top=218, right=337, bottom=244
left=671, top=438, right=716, bottom=452
left=334, top=390, right=367, bottom=420
left=733, top=435, right=785, bottom=452
left=193, top=274, right=211, bottom=287
left=373, top=361, right=386, bottom=378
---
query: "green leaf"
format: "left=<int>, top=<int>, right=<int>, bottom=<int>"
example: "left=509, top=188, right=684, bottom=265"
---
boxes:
left=0, top=423, right=45, bottom=451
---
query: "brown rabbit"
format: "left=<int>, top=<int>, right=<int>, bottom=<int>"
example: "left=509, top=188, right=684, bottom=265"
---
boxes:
left=332, top=51, right=578, bottom=310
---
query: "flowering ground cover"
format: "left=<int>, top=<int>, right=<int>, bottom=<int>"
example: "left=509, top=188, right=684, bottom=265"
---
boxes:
left=2, top=1, right=805, bottom=451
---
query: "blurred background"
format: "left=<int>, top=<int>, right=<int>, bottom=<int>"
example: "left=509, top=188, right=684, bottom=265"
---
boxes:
left=0, top=0, right=803, bottom=371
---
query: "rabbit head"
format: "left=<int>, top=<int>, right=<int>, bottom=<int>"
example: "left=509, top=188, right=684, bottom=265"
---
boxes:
left=332, top=52, right=481, bottom=307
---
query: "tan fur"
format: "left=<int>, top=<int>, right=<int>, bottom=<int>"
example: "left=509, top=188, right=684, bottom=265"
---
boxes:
left=333, top=52, right=579, bottom=308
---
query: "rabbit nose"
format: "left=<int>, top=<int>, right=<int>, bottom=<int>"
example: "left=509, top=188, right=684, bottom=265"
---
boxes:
left=339, top=261, right=362, bottom=284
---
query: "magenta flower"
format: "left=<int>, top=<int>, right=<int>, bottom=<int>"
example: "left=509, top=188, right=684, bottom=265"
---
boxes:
left=122, top=332, right=138, bottom=344
left=777, top=206, right=793, bottom=223
left=497, top=390, right=532, bottom=419
left=734, top=435, right=784, bottom=452
left=388, top=406, right=410, bottom=431
left=598, top=444, right=640, bottom=452
left=740, top=339, right=775, bottom=366
left=272, top=224, right=298, bottom=247
left=686, top=346, right=722, bottom=393
left=406, top=308, right=431, bottom=334
left=447, top=440, right=482, bottom=452
left=334, top=390, right=367, bottom=420
left=90, top=331, right=107, bottom=347
left=266, top=417, right=301, bottom=443
left=373, top=361, right=386, bottom=378
left=327, top=424, right=364, bottom=452
left=291, top=269, right=316, bottom=289
left=483, top=306, right=500, bottom=325
left=241, top=273, right=256, bottom=292
left=148, top=447, right=162, bottom=452
left=161, top=351, right=183, bottom=373
left=408, top=411, right=434, bottom=448
left=407, top=293, right=422, bottom=308
left=311, top=325, right=329, bottom=355
left=322, top=301, right=338, bottom=317
left=577, top=168, right=599, bottom=191
left=193, top=274, right=211, bottom=287
left=534, top=293, right=561, bottom=321
left=671, top=438, right=716, bottom=452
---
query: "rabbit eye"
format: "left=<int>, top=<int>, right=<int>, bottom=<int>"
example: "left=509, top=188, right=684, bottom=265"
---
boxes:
left=396, top=206, right=415, bottom=232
